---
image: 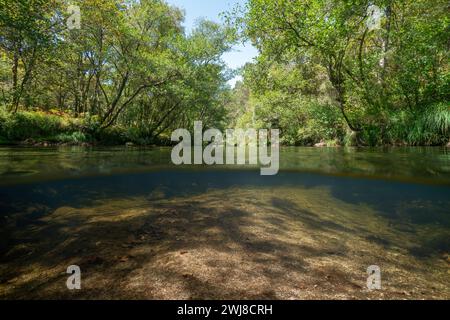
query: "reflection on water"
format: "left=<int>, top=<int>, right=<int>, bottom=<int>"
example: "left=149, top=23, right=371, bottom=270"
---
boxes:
left=0, top=146, right=449, bottom=185
left=0, top=146, right=449, bottom=299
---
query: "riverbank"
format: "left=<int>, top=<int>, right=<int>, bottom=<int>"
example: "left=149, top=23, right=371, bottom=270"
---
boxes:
left=0, top=109, right=171, bottom=147
left=1, top=109, right=449, bottom=147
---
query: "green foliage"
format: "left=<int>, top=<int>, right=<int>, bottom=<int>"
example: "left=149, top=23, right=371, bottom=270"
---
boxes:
left=53, top=132, right=89, bottom=144
left=0, top=0, right=448, bottom=147
left=362, top=102, right=450, bottom=146
left=0, top=0, right=234, bottom=144
left=423, top=103, right=450, bottom=137
left=0, top=109, right=64, bottom=141
left=295, top=103, right=346, bottom=146
left=407, top=103, right=450, bottom=145
left=93, top=126, right=127, bottom=146
left=225, top=0, right=449, bottom=146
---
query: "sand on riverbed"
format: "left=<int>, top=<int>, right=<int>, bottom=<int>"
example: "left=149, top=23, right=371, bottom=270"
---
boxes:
left=0, top=185, right=449, bottom=299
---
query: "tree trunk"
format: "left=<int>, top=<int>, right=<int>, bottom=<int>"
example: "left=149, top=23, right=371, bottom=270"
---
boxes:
left=381, top=2, right=392, bottom=82
left=11, top=47, right=19, bottom=112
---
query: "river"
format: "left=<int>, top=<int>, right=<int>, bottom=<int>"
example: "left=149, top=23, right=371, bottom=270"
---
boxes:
left=0, top=146, right=449, bottom=299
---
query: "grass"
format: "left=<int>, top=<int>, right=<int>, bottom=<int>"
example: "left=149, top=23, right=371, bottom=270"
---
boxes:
left=0, top=107, right=161, bottom=146
left=0, top=108, right=73, bottom=143
left=407, top=102, right=450, bottom=145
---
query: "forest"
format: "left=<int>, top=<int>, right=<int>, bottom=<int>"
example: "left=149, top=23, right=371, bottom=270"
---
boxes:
left=0, top=0, right=449, bottom=147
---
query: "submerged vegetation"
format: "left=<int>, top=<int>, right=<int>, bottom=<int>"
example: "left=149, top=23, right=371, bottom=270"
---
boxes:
left=0, top=0, right=449, bottom=146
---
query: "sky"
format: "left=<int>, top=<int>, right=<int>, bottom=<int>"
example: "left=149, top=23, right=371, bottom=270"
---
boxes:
left=165, top=0, right=258, bottom=86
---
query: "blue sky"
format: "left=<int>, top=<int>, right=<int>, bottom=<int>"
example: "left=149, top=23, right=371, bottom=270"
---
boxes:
left=165, top=0, right=258, bottom=86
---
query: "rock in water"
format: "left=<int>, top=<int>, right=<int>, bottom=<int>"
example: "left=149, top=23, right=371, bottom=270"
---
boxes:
left=314, top=141, right=327, bottom=147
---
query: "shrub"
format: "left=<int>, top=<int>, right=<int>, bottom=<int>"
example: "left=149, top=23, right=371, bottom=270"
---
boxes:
left=54, top=131, right=90, bottom=144
left=94, top=126, right=127, bottom=145
left=0, top=108, right=91, bottom=143
left=407, top=102, right=450, bottom=145
left=295, top=102, right=345, bottom=145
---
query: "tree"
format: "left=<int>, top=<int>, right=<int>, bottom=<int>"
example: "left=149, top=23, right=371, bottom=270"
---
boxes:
left=0, top=0, right=63, bottom=111
left=230, top=0, right=449, bottom=145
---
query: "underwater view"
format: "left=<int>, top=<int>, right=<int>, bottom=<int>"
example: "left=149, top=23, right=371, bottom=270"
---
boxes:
left=0, top=146, right=449, bottom=299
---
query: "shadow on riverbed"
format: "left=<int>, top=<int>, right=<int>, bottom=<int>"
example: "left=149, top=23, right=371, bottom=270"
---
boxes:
left=2, top=170, right=450, bottom=224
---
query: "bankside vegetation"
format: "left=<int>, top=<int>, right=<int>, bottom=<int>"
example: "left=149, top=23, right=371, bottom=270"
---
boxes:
left=227, top=0, right=449, bottom=146
left=0, top=0, right=235, bottom=145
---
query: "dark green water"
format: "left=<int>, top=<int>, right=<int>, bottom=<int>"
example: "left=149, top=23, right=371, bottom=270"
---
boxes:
left=1, top=146, right=449, bottom=227
left=0, top=146, right=449, bottom=299
left=1, top=146, right=450, bottom=185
